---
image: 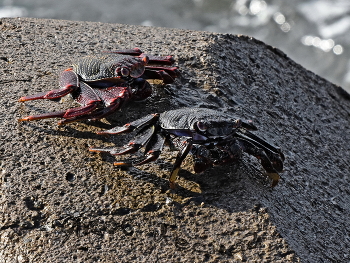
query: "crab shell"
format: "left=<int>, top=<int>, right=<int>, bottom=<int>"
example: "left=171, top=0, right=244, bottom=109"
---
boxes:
left=71, top=53, right=149, bottom=82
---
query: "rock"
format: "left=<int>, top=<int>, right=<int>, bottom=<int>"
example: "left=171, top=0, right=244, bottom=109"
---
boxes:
left=0, top=17, right=349, bottom=262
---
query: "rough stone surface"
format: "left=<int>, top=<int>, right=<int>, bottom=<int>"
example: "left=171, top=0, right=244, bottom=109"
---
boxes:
left=0, top=17, right=349, bottom=262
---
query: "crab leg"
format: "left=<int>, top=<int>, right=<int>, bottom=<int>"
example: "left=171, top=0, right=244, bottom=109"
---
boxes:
left=145, top=55, right=175, bottom=65
left=107, top=48, right=175, bottom=65
left=136, top=133, right=165, bottom=165
left=169, top=139, right=193, bottom=189
left=19, top=79, right=101, bottom=122
left=106, top=48, right=143, bottom=56
left=90, top=113, right=166, bottom=174
left=142, top=67, right=180, bottom=84
left=96, top=113, right=159, bottom=135
left=90, top=126, right=155, bottom=158
left=238, top=130, right=283, bottom=157
left=115, top=126, right=156, bottom=155
left=90, top=128, right=164, bottom=167
left=57, top=101, right=121, bottom=125
left=58, top=85, right=133, bottom=125
left=18, top=69, right=79, bottom=102
left=18, top=88, right=72, bottom=102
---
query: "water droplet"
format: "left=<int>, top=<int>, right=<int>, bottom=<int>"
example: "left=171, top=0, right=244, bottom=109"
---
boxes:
left=274, top=12, right=285, bottom=25
left=333, top=44, right=343, bottom=55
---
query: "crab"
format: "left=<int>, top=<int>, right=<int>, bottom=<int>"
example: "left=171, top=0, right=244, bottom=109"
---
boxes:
left=89, top=107, right=285, bottom=188
left=18, top=48, right=179, bottom=125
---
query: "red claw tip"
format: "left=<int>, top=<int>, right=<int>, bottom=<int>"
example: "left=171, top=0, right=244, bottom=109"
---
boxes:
left=88, top=148, right=100, bottom=152
left=95, top=131, right=110, bottom=136
left=114, top=162, right=132, bottom=167
left=18, top=117, right=30, bottom=122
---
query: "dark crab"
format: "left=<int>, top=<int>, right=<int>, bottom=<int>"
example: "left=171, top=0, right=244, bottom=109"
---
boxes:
left=89, top=108, right=285, bottom=188
left=18, top=48, right=179, bottom=125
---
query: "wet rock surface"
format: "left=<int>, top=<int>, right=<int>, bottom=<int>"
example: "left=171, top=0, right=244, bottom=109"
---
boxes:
left=0, top=17, right=349, bottom=262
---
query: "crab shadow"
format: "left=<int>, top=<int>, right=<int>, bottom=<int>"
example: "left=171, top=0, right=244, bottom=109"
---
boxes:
left=19, top=121, right=110, bottom=142
left=84, top=136, right=270, bottom=213
left=102, top=149, right=273, bottom=213
left=173, top=161, right=275, bottom=213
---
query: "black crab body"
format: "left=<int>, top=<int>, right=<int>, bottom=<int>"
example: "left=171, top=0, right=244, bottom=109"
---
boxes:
left=90, top=107, right=285, bottom=188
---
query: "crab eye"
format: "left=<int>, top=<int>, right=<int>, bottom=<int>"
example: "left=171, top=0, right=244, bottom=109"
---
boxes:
left=121, top=67, right=130, bottom=76
left=196, top=121, right=208, bottom=132
left=233, top=119, right=242, bottom=128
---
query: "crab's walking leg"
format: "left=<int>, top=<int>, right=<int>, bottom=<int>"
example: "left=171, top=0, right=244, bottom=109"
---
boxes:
left=89, top=113, right=159, bottom=154
left=240, top=131, right=284, bottom=159
left=106, top=48, right=143, bottom=56
left=136, top=133, right=165, bottom=165
left=115, top=126, right=156, bottom=155
left=96, top=113, right=160, bottom=135
left=88, top=127, right=153, bottom=156
left=145, top=55, right=175, bottom=65
left=58, top=85, right=133, bottom=125
left=107, top=48, right=175, bottom=65
left=142, top=66, right=180, bottom=84
left=169, top=139, right=193, bottom=189
left=19, top=77, right=101, bottom=122
left=91, top=126, right=165, bottom=176
left=19, top=70, right=78, bottom=102
left=112, top=127, right=163, bottom=166
left=57, top=102, right=121, bottom=125
left=90, top=126, right=156, bottom=161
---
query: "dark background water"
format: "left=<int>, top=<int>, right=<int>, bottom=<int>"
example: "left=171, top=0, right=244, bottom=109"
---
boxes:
left=2, top=0, right=350, bottom=93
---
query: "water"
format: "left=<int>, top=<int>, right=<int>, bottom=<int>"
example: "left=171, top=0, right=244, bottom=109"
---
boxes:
left=1, top=0, right=350, bottom=93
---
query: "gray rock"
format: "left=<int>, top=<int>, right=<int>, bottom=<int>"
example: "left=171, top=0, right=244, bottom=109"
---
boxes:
left=0, top=17, right=349, bottom=262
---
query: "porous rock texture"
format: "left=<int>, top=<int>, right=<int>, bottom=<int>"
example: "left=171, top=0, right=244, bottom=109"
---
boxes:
left=0, top=17, right=349, bottom=262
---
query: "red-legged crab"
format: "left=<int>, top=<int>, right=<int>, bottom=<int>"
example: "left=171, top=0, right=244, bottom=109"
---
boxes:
left=18, top=48, right=179, bottom=125
left=89, top=108, right=285, bottom=188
